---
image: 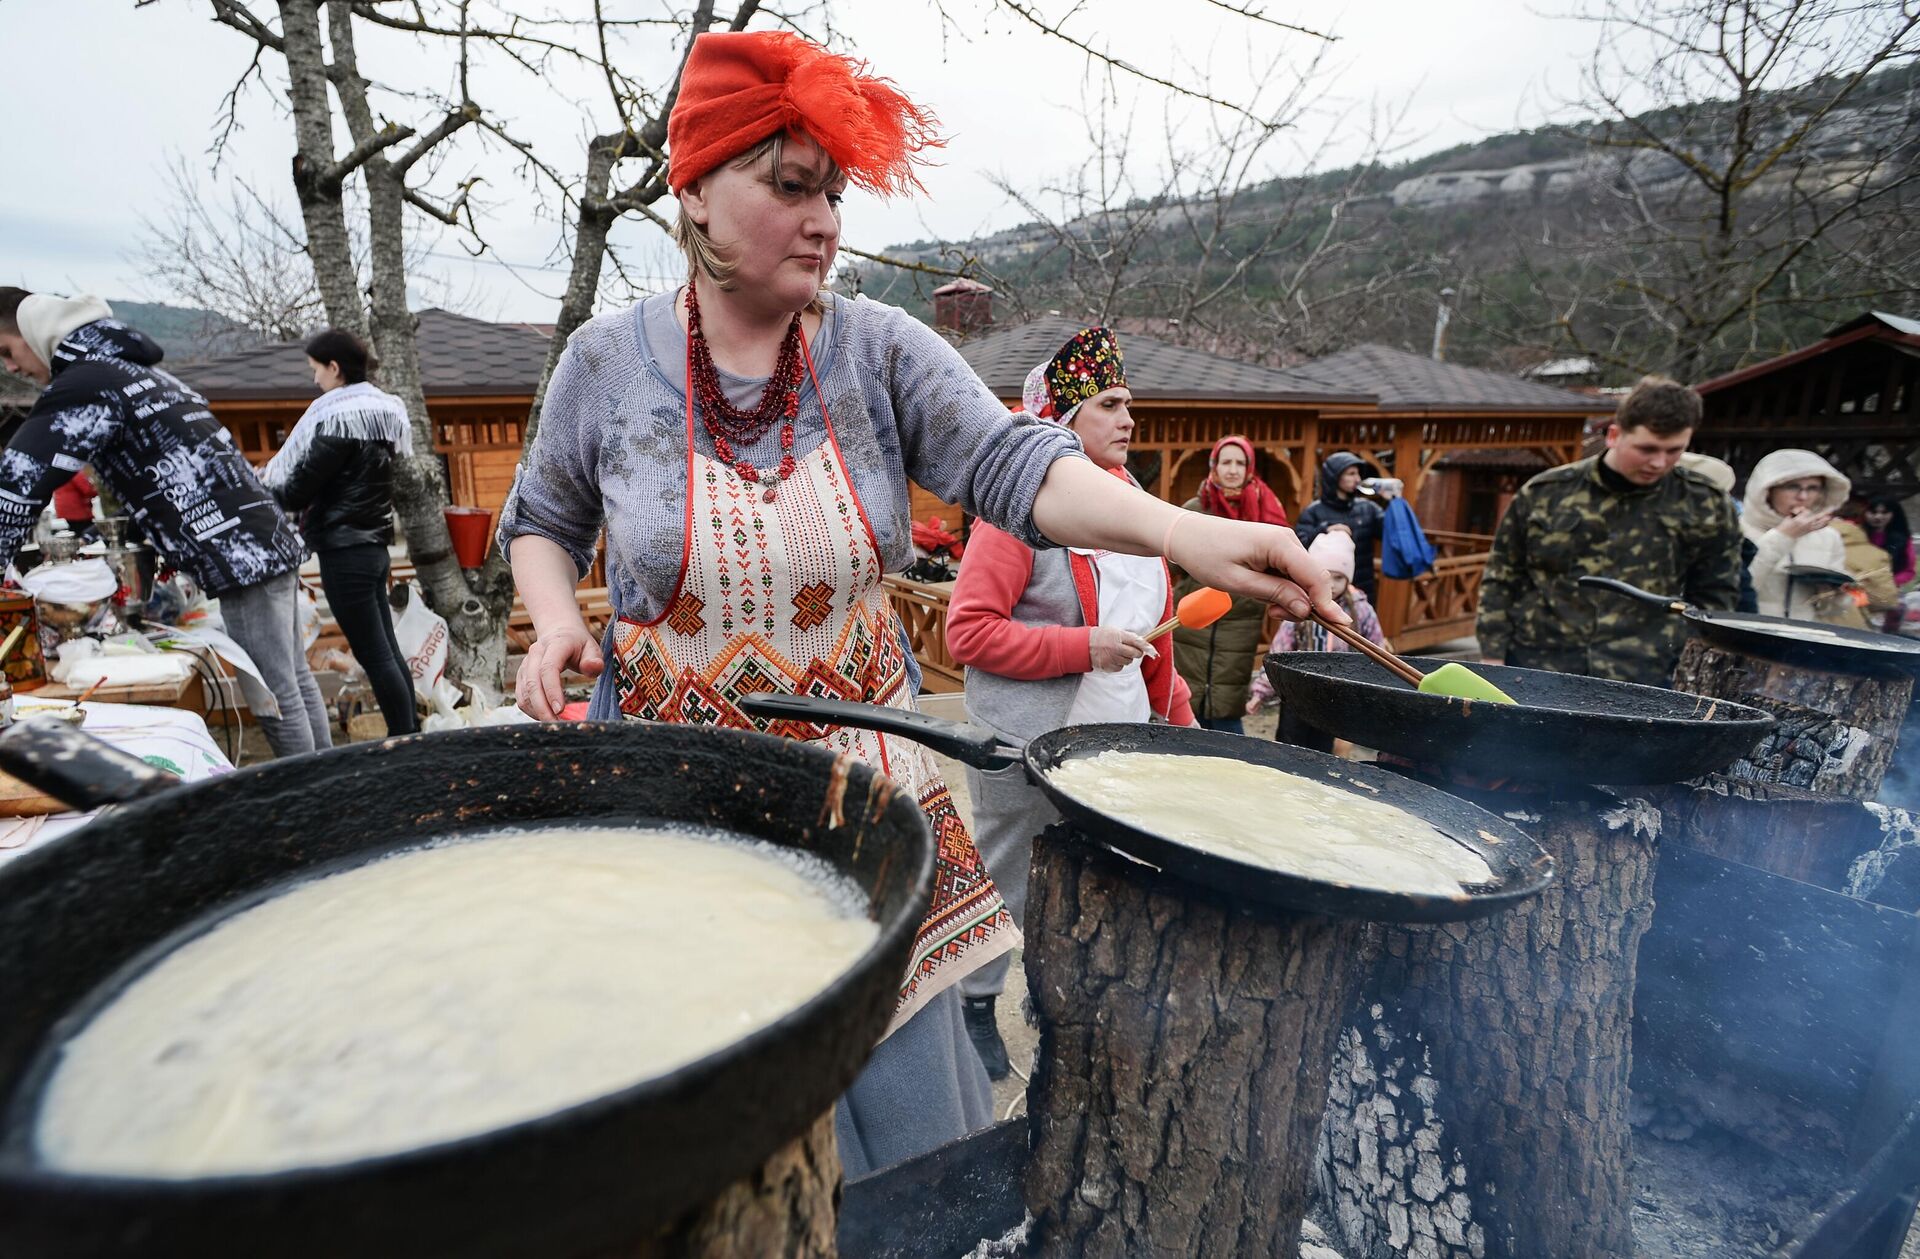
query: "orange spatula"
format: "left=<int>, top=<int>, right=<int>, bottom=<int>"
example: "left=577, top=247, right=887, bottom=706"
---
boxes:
left=1147, top=587, right=1232, bottom=640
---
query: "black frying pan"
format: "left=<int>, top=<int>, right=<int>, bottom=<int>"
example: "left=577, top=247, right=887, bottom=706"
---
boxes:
left=1266, top=652, right=1774, bottom=786
left=1579, top=575, right=1920, bottom=676
left=0, top=718, right=933, bottom=1259
left=738, top=693, right=1554, bottom=925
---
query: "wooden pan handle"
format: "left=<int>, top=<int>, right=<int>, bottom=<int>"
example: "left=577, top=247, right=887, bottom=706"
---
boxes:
left=1307, top=612, right=1427, bottom=687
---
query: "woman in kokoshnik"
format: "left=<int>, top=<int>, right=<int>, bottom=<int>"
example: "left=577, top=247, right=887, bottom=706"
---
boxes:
left=945, top=328, right=1199, bottom=1082
left=500, top=30, right=1343, bottom=1174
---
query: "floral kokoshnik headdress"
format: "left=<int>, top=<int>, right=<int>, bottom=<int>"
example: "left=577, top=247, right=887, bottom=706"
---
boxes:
left=1021, top=325, right=1128, bottom=425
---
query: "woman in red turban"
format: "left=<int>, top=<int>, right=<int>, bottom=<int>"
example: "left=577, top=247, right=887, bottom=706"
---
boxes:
left=503, top=30, right=1341, bottom=1175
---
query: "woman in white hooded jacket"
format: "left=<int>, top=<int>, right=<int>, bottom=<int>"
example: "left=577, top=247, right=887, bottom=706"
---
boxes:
left=1742, top=448, right=1853, bottom=621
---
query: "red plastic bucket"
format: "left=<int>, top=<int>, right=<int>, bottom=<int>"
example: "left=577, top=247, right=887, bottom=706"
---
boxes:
left=443, top=506, right=494, bottom=568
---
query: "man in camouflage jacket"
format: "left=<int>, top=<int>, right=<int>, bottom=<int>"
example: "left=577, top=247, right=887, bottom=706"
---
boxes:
left=1476, top=377, right=1741, bottom=687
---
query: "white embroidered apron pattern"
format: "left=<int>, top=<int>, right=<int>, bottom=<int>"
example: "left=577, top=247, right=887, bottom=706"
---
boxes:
left=609, top=340, right=1013, bottom=1030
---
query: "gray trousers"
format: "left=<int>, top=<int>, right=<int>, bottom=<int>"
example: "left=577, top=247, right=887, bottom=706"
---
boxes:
left=959, top=762, right=1061, bottom=1000
left=834, top=984, right=994, bottom=1178
left=221, top=572, right=333, bottom=759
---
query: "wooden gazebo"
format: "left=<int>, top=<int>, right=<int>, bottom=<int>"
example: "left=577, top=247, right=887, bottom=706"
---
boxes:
left=1692, top=311, right=1920, bottom=497
left=1269, top=345, right=1610, bottom=648
left=945, top=324, right=1607, bottom=654
left=1268, top=344, right=1611, bottom=529
left=955, top=315, right=1375, bottom=518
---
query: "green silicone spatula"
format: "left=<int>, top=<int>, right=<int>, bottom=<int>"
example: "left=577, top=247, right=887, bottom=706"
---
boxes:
left=1416, top=661, right=1518, bottom=705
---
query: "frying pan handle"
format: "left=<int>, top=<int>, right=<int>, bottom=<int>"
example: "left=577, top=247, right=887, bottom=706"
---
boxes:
left=0, top=716, right=180, bottom=811
left=738, top=693, right=1025, bottom=770
left=1576, top=575, right=1690, bottom=614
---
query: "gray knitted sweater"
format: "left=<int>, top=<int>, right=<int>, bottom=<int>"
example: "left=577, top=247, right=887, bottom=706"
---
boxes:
left=499, top=291, right=1080, bottom=708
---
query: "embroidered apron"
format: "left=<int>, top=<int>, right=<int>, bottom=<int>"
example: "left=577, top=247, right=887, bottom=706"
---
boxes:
left=608, top=340, right=1014, bottom=1034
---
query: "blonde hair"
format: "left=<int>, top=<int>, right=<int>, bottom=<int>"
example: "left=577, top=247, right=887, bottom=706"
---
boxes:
left=673, top=132, right=846, bottom=290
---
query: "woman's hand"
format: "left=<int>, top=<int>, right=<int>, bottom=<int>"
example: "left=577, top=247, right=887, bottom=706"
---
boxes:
left=1172, top=514, right=1347, bottom=624
left=1776, top=508, right=1835, bottom=540
left=1088, top=625, right=1155, bottom=672
left=516, top=623, right=604, bottom=719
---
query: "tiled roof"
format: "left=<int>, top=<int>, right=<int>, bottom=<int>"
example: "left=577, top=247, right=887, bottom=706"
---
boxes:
left=1269, top=344, right=1611, bottom=414
left=177, top=309, right=552, bottom=402
left=955, top=315, right=1373, bottom=405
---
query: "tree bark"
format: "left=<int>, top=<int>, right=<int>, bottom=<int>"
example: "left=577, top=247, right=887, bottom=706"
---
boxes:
left=324, top=4, right=511, bottom=691
left=275, top=0, right=366, bottom=339
left=1023, top=825, right=1363, bottom=1259
left=1317, top=790, right=1659, bottom=1259
left=607, top=1110, right=840, bottom=1259
left=1671, top=637, right=1913, bottom=799
left=1645, top=772, right=1920, bottom=899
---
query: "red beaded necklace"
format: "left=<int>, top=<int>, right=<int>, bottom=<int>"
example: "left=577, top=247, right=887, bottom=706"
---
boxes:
left=684, top=282, right=803, bottom=502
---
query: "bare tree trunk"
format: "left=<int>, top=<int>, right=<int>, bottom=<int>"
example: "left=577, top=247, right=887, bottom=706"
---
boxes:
left=1317, top=790, right=1659, bottom=1259
left=525, top=140, right=622, bottom=450
left=275, top=0, right=364, bottom=336
left=1672, top=637, right=1913, bottom=799
left=324, top=3, right=510, bottom=691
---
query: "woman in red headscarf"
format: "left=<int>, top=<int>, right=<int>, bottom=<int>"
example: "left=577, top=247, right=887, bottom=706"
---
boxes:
left=502, top=30, right=1340, bottom=1174
left=1173, top=436, right=1291, bottom=733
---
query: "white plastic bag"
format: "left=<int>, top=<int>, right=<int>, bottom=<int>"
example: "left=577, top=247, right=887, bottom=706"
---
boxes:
left=390, top=583, right=449, bottom=702
left=20, top=559, right=118, bottom=603
left=297, top=582, right=321, bottom=652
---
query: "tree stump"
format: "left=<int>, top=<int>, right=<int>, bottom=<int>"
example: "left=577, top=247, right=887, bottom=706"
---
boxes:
left=1316, top=790, right=1660, bottom=1259
left=614, top=1110, right=840, bottom=1259
left=1023, top=825, right=1364, bottom=1259
left=1671, top=637, right=1912, bottom=799
left=1645, top=772, right=1920, bottom=903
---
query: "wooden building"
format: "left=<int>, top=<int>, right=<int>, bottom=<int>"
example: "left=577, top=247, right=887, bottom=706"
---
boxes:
left=178, top=308, right=548, bottom=515
left=1267, top=344, right=1612, bottom=534
left=1692, top=311, right=1920, bottom=497
left=940, top=323, right=1607, bottom=652
left=1268, top=344, right=1608, bottom=648
left=956, top=315, right=1372, bottom=518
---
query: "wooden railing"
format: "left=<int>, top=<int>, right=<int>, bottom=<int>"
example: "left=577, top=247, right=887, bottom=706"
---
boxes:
left=883, top=575, right=963, bottom=693
left=1376, top=553, right=1490, bottom=651
left=1422, top=530, right=1497, bottom=558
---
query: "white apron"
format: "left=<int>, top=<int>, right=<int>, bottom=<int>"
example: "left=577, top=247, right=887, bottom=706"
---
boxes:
left=1066, top=548, right=1168, bottom=725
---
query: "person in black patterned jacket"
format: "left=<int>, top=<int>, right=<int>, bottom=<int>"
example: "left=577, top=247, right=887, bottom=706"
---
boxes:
left=0, top=288, right=331, bottom=758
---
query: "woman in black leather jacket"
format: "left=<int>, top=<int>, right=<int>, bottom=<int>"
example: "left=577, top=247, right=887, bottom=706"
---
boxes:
left=263, top=329, right=419, bottom=735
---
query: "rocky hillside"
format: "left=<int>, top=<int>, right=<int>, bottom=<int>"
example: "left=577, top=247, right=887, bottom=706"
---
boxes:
left=857, top=64, right=1916, bottom=380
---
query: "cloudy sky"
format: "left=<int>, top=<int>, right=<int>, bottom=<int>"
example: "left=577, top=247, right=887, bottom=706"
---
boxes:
left=4, top=0, right=1623, bottom=323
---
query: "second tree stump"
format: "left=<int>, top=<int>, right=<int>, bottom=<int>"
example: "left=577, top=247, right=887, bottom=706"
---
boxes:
left=1671, top=637, right=1912, bottom=799
left=1315, top=788, right=1660, bottom=1259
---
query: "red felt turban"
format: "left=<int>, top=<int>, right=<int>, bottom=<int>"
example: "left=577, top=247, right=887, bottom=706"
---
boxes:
left=667, top=32, right=942, bottom=197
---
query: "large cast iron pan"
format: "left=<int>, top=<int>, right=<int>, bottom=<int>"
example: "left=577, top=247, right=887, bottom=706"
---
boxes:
left=1266, top=652, right=1774, bottom=786
left=739, top=693, right=1554, bottom=925
left=0, top=718, right=934, bottom=1259
left=1580, top=575, right=1920, bottom=676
